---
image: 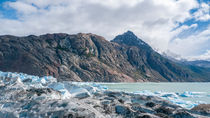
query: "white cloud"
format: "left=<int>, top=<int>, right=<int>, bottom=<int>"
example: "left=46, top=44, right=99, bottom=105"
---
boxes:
left=1, top=0, right=209, bottom=60
left=193, top=2, right=210, bottom=21
left=5, top=1, right=38, bottom=15
left=171, top=23, right=198, bottom=37
left=88, top=0, right=145, bottom=8
left=168, top=25, right=210, bottom=58
left=188, top=50, right=210, bottom=61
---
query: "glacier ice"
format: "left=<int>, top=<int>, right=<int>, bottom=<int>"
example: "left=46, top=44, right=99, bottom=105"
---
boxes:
left=132, top=90, right=207, bottom=109
left=0, top=71, right=207, bottom=109
left=179, top=91, right=205, bottom=98
left=0, top=71, right=107, bottom=100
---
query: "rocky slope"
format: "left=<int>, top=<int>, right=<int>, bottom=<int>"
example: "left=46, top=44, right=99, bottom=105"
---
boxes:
left=0, top=31, right=209, bottom=82
left=0, top=71, right=209, bottom=118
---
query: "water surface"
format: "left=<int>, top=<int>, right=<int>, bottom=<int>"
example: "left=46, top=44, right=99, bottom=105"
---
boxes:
left=99, top=82, right=210, bottom=108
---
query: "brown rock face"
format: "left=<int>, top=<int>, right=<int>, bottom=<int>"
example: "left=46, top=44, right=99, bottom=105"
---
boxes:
left=0, top=31, right=209, bottom=82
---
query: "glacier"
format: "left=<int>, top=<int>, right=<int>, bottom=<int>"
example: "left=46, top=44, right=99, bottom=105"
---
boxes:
left=1, top=71, right=210, bottom=118
left=0, top=71, right=206, bottom=109
left=0, top=71, right=107, bottom=100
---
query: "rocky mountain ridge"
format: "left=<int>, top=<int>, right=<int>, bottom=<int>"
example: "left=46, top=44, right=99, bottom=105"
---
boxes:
left=0, top=31, right=209, bottom=82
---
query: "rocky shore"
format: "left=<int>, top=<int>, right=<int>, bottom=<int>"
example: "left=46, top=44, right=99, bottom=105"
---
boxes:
left=0, top=71, right=210, bottom=118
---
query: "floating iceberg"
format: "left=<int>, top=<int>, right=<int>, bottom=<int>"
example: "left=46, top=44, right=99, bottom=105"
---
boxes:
left=133, top=90, right=155, bottom=96
left=132, top=90, right=206, bottom=109
left=179, top=91, right=206, bottom=98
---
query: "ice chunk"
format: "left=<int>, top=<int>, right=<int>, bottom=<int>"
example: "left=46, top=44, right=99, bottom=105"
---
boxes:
left=71, top=82, right=108, bottom=91
left=132, top=90, right=206, bottom=109
left=133, top=90, right=155, bottom=96
left=91, top=83, right=108, bottom=90
left=48, top=83, right=71, bottom=99
left=0, top=71, right=56, bottom=87
left=179, top=91, right=205, bottom=98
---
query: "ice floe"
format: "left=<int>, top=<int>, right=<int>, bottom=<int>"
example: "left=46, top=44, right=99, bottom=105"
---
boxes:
left=179, top=91, right=206, bottom=98
left=132, top=90, right=207, bottom=109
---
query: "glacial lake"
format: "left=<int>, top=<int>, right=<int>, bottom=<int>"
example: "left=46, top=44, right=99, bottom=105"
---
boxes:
left=99, top=82, right=210, bottom=108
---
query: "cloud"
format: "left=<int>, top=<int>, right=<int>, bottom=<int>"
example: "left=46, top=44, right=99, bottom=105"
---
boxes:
left=169, top=25, right=210, bottom=57
left=171, top=23, right=198, bottom=38
left=193, top=2, right=210, bottom=21
left=5, top=1, right=38, bottom=15
left=188, top=50, right=210, bottom=61
left=0, top=0, right=209, bottom=60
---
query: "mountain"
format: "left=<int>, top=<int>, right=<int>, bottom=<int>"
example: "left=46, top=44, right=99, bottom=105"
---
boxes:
left=161, top=50, right=186, bottom=62
left=0, top=31, right=209, bottom=82
left=162, top=50, right=210, bottom=68
left=181, top=60, right=210, bottom=68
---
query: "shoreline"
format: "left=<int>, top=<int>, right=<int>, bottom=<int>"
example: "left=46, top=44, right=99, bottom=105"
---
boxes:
left=0, top=71, right=210, bottom=117
left=1, top=85, right=210, bottom=117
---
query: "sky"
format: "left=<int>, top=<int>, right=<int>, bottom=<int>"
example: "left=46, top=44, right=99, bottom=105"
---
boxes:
left=0, top=0, right=209, bottom=61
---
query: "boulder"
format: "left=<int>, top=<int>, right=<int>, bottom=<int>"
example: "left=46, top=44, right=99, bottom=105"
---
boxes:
left=145, top=102, right=156, bottom=108
left=172, top=111, right=195, bottom=118
left=115, top=105, right=131, bottom=115
left=155, top=106, right=174, bottom=115
left=191, top=104, right=210, bottom=115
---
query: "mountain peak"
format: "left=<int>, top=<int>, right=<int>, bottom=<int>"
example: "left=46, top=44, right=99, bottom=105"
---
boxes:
left=124, top=30, right=136, bottom=36
left=111, top=31, right=150, bottom=49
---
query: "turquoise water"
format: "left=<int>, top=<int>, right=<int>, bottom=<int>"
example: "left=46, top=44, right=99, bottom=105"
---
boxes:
left=99, top=82, right=210, bottom=107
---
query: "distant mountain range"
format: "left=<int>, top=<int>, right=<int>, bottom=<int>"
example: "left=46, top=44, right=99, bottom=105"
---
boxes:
left=0, top=31, right=210, bottom=82
left=162, top=50, right=210, bottom=68
left=182, top=60, right=210, bottom=68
